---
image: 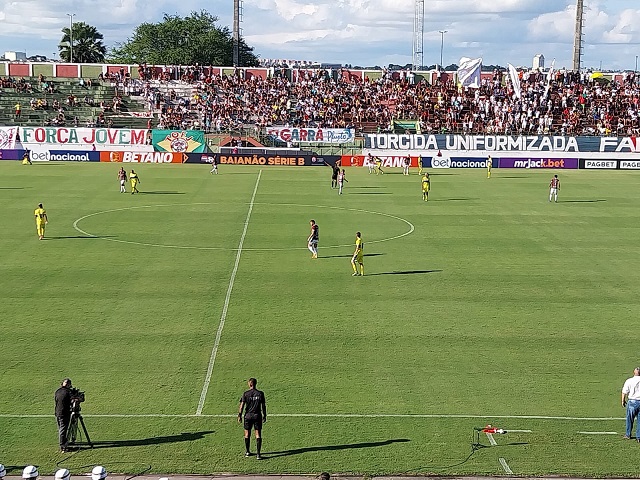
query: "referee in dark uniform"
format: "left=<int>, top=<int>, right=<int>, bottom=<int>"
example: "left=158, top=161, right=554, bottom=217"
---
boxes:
left=238, top=377, right=267, bottom=459
left=54, top=378, right=73, bottom=452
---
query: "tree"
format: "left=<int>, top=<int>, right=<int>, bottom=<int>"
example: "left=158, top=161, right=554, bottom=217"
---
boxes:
left=59, top=22, right=107, bottom=63
left=108, top=11, right=259, bottom=66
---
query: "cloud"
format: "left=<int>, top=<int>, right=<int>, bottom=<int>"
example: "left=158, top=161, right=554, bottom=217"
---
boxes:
left=0, top=0, right=637, bottom=68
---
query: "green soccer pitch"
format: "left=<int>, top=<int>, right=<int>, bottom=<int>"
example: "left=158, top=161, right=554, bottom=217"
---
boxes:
left=2, top=162, right=640, bottom=476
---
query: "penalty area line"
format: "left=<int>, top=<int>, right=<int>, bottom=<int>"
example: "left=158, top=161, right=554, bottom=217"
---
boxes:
left=195, top=169, right=262, bottom=416
left=499, top=458, right=514, bottom=475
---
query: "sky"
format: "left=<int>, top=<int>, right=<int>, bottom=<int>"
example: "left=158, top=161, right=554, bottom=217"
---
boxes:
left=0, top=0, right=638, bottom=70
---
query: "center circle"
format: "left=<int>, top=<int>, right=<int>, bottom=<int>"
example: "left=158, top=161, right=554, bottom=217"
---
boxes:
left=73, top=202, right=414, bottom=251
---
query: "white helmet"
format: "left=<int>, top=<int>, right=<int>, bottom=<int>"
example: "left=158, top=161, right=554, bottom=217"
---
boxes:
left=0, top=464, right=6, bottom=478
left=55, top=469, right=71, bottom=480
left=91, top=466, right=107, bottom=480
left=22, top=466, right=38, bottom=479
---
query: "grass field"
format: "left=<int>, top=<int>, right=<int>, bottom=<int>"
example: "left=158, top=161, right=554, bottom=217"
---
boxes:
left=2, top=162, right=640, bottom=476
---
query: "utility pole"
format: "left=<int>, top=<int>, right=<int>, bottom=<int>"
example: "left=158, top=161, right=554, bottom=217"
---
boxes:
left=439, top=30, right=447, bottom=69
left=66, top=13, right=75, bottom=63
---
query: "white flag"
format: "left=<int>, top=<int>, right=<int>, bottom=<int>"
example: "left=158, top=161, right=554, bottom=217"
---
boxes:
left=457, top=57, right=482, bottom=89
left=508, top=63, right=521, bottom=99
left=543, top=58, right=556, bottom=100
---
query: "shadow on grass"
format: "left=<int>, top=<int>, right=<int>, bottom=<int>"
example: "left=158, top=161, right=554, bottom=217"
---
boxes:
left=321, top=253, right=384, bottom=259
left=44, top=235, right=115, bottom=240
left=265, top=438, right=410, bottom=459
left=498, top=175, right=534, bottom=178
left=0, top=187, right=28, bottom=189
left=350, top=186, right=386, bottom=189
left=367, top=269, right=443, bottom=276
left=562, top=199, right=606, bottom=203
left=430, top=198, right=476, bottom=202
left=88, top=430, right=215, bottom=449
left=348, top=192, right=392, bottom=195
left=139, top=191, right=185, bottom=195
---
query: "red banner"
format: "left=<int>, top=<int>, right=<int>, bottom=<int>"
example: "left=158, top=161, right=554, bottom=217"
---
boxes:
left=341, top=155, right=419, bottom=167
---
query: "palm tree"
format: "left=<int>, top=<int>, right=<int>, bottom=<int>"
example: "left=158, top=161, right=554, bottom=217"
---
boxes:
left=59, top=22, right=107, bottom=63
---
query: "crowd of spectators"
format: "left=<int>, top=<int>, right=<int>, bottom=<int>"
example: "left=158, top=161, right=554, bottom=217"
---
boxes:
left=133, top=66, right=640, bottom=137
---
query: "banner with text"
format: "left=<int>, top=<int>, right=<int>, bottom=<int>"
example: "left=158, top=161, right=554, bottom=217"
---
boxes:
left=343, top=155, right=419, bottom=168
left=0, top=127, right=19, bottom=149
left=211, top=153, right=340, bottom=166
left=19, top=127, right=150, bottom=150
left=423, top=157, right=497, bottom=168
left=99, top=151, right=186, bottom=163
left=365, top=134, right=639, bottom=153
left=499, top=158, right=579, bottom=169
left=151, top=130, right=206, bottom=153
left=29, top=150, right=100, bottom=162
left=266, top=127, right=355, bottom=144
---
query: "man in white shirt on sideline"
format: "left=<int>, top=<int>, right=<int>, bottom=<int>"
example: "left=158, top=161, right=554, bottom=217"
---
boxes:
left=621, top=367, right=640, bottom=440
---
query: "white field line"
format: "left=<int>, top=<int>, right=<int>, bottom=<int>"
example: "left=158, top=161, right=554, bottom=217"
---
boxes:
left=505, top=429, right=532, bottom=433
left=485, top=432, right=497, bottom=446
left=0, top=413, right=626, bottom=420
left=577, top=431, right=619, bottom=435
left=195, top=170, right=262, bottom=416
left=499, top=457, right=514, bottom=474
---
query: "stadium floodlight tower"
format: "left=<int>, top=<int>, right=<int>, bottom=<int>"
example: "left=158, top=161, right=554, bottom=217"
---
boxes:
left=572, top=0, right=584, bottom=71
left=233, top=0, right=243, bottom=66
left=412, top=0, right=424, bottom=70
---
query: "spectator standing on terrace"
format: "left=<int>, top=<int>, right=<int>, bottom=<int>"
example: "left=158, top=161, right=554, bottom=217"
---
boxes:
left=15, top=102, right=21, bottom=119
left=622, top=367, right=640, bottom=440
left=238, top=377, right=267, bottom=459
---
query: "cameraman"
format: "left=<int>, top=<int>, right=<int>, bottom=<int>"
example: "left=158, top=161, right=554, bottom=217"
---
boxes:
left=54, top=378, right=73, bottom=452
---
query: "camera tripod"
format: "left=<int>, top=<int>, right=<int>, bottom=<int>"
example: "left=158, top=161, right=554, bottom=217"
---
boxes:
left=68, top=408, right=93, bottom=448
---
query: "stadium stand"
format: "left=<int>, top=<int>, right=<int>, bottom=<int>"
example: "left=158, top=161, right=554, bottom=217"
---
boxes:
left=0, top=67, right=638, bottom=137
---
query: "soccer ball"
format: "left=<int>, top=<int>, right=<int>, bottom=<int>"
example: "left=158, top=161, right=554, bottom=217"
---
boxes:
left=22, top=466, right=38, bottom=479
left=55, top=469, right=71, bottom=480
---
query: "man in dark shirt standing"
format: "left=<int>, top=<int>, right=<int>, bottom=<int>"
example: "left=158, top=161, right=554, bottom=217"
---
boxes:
left=238, top=377, right=267, bottom=459
left=54, top=378, right=73, bottom=452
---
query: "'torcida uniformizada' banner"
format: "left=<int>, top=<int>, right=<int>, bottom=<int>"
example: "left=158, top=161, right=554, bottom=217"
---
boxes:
left=365, top=134, right=638, bottom=153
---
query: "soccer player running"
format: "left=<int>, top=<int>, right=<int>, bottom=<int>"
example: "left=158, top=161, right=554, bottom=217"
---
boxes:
left=308, top=220, right=319, bottom=258
left=486, top=155, right=492, bottom=178
left=210, top=157, right=218, bottom=174
left=549, top=174, right=560, bottom=202
left=34, top=203, right=48, bottom=240
left=351, top=231, right=364, bottom=276
left=117, top=167, right=127, bottom=193
left=238, top=377, right=267, bottom=460
left=337, top=169, right=348, bottom=195
left=130, top=170, right=140, bottom=194
left=421, top=172, right=430, bottom=201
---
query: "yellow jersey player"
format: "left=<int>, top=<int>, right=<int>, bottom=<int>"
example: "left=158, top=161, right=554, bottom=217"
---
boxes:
left=374, top=157, right=384, bottom=175
left=34, top=203, right=48, bottom=240
left=351, top=231, right=364, bottom=276
left=130, top=170, right=140, bottom=194
left=487, top=155, right=492, bottom=178
left=417, top=156, right=423, bottom=176
left=422, top=173, right=430, bottom=201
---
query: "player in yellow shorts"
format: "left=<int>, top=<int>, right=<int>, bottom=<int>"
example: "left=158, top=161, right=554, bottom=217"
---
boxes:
left=374, top=157, right=384, bottom=175
left=351, top=231, right=364, bottom=276
left=417, top=157, right=423, bottom=176
left=422, top=172, right=430, bottom=201
left=486, top=155, right=492, bottom=178
left=34, top=203, right=48, bottom=240
left=130, top=169, right=140, bottom=194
